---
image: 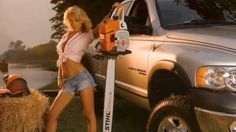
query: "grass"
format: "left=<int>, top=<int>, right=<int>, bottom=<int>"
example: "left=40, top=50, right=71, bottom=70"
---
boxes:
left=53, top=97, right=149, bottom=132
left=42, top=81, right=150, bottom=132
left=40, top=80, right=57, bottom=91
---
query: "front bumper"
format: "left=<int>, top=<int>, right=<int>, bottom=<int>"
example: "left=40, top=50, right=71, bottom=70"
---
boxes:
left=195, top=107, right=236, bottom=132
left=190, top=88, right=236, bottom=132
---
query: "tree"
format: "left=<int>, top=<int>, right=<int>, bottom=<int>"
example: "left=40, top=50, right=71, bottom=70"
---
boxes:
left=2, top=40, right=58, bottom=62
left=50, top=0, right=122, bottom=40
left=8, top=40, right=26, bottom=51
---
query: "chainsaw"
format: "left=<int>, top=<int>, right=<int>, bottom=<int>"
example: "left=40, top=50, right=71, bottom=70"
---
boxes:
left=95, top=6, right=131, bottom=132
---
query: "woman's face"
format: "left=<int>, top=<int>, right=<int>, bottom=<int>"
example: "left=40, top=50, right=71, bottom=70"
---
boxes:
left=67, top=15, right=82, bottom=32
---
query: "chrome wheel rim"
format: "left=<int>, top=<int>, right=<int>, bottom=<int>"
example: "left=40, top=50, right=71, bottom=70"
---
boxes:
left=157, top=116, right=188, bottom=132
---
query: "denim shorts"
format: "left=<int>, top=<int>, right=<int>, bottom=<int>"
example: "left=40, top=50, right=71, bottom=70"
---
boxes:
left=62, top=70, right=96, bottom=94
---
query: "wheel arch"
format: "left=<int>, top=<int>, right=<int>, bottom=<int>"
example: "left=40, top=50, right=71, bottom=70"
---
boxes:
left=148, top=60, right=192, bottom=108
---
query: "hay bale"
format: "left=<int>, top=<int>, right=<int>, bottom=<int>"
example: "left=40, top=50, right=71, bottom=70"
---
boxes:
left=0, top=89, right=49, bottom=132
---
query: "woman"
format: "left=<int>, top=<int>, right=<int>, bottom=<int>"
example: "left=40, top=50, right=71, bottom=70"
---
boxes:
left=46, top=6, right=98, bottom=132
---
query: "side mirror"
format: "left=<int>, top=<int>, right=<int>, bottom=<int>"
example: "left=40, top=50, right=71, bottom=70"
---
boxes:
left=125, top=16, right=152, bottom=35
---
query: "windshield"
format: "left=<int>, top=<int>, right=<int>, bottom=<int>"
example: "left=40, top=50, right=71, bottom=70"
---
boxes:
left=156, top=0, right=236, bottom=28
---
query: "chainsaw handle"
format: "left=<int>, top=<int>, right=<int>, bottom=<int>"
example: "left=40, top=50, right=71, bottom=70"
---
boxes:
left=110, top=3, right=124, bottom=21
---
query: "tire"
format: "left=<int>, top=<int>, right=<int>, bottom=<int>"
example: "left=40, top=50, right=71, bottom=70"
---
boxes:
left=146, top=96, right=200, bottom=132
left=149, top=73, right=186, bottom=107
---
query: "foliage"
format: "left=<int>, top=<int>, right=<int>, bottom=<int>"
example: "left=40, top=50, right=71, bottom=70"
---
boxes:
left=8, top=40, right=26, bottom=51
left=50, top=0, right=123, bottom=40
left=2, top=40, right=58, bottom=63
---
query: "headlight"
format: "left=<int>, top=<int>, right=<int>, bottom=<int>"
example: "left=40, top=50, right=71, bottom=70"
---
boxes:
left=197, top=66, right=236, bottom=91
left=230, top=121, right=236, bottom=132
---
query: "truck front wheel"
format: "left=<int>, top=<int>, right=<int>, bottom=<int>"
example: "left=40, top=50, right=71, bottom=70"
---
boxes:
left=146, top=96, right=200, bottom=132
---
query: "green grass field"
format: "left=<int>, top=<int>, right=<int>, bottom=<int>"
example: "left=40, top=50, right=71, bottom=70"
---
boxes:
left=42, top=81, right=149, bottom=132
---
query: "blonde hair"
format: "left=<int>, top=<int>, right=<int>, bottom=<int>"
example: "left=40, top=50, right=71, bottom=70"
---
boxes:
left=63, top=6, right=92, bottom=32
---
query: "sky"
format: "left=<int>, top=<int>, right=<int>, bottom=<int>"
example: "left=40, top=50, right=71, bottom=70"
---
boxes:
left=0, top=0, right=55, bottom=54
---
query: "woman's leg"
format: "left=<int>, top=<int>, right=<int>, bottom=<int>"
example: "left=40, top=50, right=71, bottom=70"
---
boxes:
left=46, top=90, right=74, bottom=132
left=80, top=87, right=97, bottom=132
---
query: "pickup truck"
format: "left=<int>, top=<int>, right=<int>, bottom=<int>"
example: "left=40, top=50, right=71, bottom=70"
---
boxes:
left=83, top=0, right=236, bottom=131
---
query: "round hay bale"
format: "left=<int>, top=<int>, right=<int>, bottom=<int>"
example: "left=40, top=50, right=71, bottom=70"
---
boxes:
left=0, top=89, right=49, bottom=132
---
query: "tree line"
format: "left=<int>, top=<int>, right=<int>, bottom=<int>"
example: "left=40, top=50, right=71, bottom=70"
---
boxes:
left=2, top=40, right=58, bottom=63
left=3, top=0, right=235, bottom=63
left=50, top=0, right=122, bottom=40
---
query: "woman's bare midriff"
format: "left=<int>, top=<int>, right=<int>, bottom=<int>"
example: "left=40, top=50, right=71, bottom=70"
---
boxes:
left=60, top=58, right=86, bottom=79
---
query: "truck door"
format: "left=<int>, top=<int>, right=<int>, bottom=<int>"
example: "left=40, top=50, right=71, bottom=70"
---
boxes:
left=116, top=0, right=154, bottom=98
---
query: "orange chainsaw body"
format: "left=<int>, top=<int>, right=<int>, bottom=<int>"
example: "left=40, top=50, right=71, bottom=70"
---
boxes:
left=99, top=19, right=120, bottom=52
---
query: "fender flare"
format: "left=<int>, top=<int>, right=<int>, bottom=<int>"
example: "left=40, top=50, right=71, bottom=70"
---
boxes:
left=148, top=60, right=191, bottom=103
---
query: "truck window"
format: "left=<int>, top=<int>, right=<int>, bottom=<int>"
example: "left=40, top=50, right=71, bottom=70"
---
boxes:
left=122, top=1, right=132, bottom=14
left=156, top=0, right=236, bottom=29
left=125, top=0, right=152, bottom=35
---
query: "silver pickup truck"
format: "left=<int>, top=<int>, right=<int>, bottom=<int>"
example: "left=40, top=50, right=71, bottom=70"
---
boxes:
left=84, top=0, right=236, bottom=131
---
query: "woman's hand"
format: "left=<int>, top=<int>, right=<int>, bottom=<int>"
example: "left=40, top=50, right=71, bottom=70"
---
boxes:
left=112, top=2, right=123, bottom=9
left=57, top=79, right=63, bottom=90
left=57, top=68, right=63, bottom=90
